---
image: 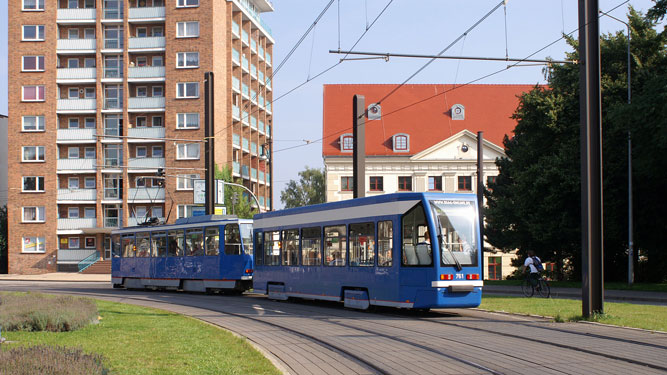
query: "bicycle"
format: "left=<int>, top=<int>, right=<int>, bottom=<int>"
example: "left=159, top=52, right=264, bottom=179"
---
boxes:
left=521, top=274, right=551, bottom=298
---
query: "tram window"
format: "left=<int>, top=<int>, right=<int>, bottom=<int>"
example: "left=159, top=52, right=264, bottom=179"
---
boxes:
left=324, top=225, right=346, bottom=266
left=168, top=230, right=184, bottom=257
left=186, top=228, right=204, bottom=256
left=112, top=234, right=121, bottom=258
left=264, top=231, right=281, bottom=265
left=224, top=224, right=242, bottom=255
left=240, top=224, right=253, bottom=256
left=122, top=235, right=135, bottom=258
left=402, top=203, right=432, bottom=266
left=255, top=232, right=264, bottom=265
left=301, top=227, right=321, bottom=266
left=378, top=221, right=393, bottom=267
left=136, top=233, right=150, bottom=257
left=152, top=231, right=167, bottom=257
left=349, top=222, right=374, bottom=267
left=281, top=229, right=299, bottom=266
left=205, top=227, right=219, bottom=256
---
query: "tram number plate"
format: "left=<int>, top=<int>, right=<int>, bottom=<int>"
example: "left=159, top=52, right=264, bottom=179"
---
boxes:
left=449, top=285, right=474, bottom=293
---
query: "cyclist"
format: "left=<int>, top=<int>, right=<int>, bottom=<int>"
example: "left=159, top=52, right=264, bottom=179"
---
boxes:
left=523, top=250, right=542, bottom=289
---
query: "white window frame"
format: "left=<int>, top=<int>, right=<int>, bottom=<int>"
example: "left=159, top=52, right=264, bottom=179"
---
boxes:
left=22, top=25, right=45, bottom=41
left=152, top=145, right=164, bottom=158
left=176, top=82, right=199, bottom=99
left=135, top=177, right=146, bottom=188
left=176, top=21, right=199, bottom=38
left=84, top=177, right=96, bottom=189
left=69, top=118, right=80, bottom=128
left=84, top=57, right=96, bottom=68
left=84, top=207, right=96, bottom=218
left=85, top=87, right=95, bottom=99
left=152, top=116, right=163, bottom=127
left=152, top=86, right=164, bottom=97
left=68, top=29, right=80, bottom=40
left=136, top=146, right=148, bottom=158
left=22, top=146, right=45, bottom=162
left=177, top=174, right=199, bottom=190
left=176, top=113, right=199, bottom=129
left=177, top=204, right=198, bottom=219
left=392, top=133, right=410, bottom=153
left=84, top=28, right=95, bottom=39
left=135, top=116, right=147, bottom=127
left=135, top=206, right=147, bottom=218
left=22, top=237, right=45, bottom=253
left=176, top=52, right=199, bottom=68
left=22, top=56, right=45, bottom=72
left=68, top=87, right=79, bottom=99
left=136, top=27, right=148, bottom=38
left=22, top=176, right=45, bottom=192
left=136, top=86, right=148, bottom=97
left=68, top=207, right=80, bottom=218
left=176, top=143, right=200, bottom=160
left=22, top=85, right=45, bottom=102
left=22, top=0, right=45, bottom=11
left=151, top=26, right=164, bottom=37
left=68, top=177, right=80, bottom=189
left=340, top=133, right=353, bottom=152
left=69, top=237, right=80, bottom=249
left=67, top=58, right=80, bottom=68
left=152, top=206, right=163, bottom=218
left=68, top=147, right=80, bottom=159
left=84, top=117, right=96, bottom=128
left=84, top=147, right=95, bottom=159
left=22, top=116, right=45, bottom=132
left=22, top=206, right=45, bottom=223
left=152, top=55, right=164, bottom=67
left=176, top=0, right=199, bottom=8
left=85, top=236, right=96, bottom=248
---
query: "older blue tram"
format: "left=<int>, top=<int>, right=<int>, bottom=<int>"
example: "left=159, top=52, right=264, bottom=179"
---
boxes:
left=252, top=192, right=483, bottom=310
left=111, top=215, right=254, bottom=293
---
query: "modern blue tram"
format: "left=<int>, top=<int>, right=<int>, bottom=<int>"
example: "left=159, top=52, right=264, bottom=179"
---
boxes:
left=252, top=192, right=483, bottom=310
left=111, top=215, right=254, bottom=293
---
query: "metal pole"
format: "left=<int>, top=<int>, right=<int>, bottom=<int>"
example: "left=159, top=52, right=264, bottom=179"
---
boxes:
left=626, top=24, right=634, bottom=286
left=579, top=0, right=604, bottom=317
left=204, top=72, right=215, bottom=215
left=353, top=95, right=366, bottom=199
left=223, top=181, right=262, bottom=214
left=477, top=132, right=485, bottom=280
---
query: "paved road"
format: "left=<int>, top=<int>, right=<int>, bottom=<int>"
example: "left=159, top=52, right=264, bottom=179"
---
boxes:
left=2, top=281, right=666, bottom=375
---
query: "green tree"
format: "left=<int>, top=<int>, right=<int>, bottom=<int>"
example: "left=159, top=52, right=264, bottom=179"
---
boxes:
left=280, top=167, right=325, bottom=208
left=485, top=8, right=667, bottom=282
left=215, top=165, right=258, bottom=219
left=0, top=205, right=7, bottom=273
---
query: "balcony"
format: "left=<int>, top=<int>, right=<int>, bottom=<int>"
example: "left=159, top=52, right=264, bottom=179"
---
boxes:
left=128, top=127, right=165, bottom=142
left=57, top=67, right=96, bottom=84
left=242, top=138, right=249, bottom=152
left=57, top=128, right=97, bottom=144
left=57, top=158, right=96, bottom=173
left=57, top=8, right=96, bottom=24
left=232, top=134, right=240, bottom=148
left=128, top=216, right=165, bottom=227
left=128, top=6, right=166, bottom=22
left=235, top=0, right=273, bottom=37
left=57, top=249, right=98, bottom=264
left=128, top=157, right=165, bottom=171
left=232, top=49, right=240, bottom=65
left=232, top=105, right=240, bottom=121
left=242, top=111, right=249, bottom=125
left=57, top=218, right=97, bottom=230
left=103, top=7, right=123, bottom=20
left=241, top=29, right=249, bottom=46
left=128, top=66, right=165, bottom=82
left=104, top=217, right=121, bottom=228
left=241, top=165, right=250, bottom=179
left=57, top=39, right=96, bottom=54
left=128, top=36, right=166, bottom=51
left=232, top=21, right=240, bottom=38
left=242, top=57, right=249, bottom=72
left=57, top=189, right=97, bottom=202
left=259, top=171, right=265, bottom=184
left=128, top=187, right=165, bottom=202
left=57, top=99, right=96, bottom=114
left=128, top=97, right=165, bottom=112
left=232, top=76, right=240, bottom=92
left=103, top=98, right=123, bottom=111
left=232, top=162, right=240, bottom=176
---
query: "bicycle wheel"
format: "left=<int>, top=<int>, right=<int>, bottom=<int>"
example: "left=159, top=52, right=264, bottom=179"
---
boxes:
left=537, top=279, right=551, bottom=298
left=521, top=279, right=534, bottom=297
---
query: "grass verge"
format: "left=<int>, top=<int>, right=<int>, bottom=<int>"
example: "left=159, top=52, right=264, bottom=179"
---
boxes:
left=1, top=295, right=280, bottom=375
left=480, top=295, right=667, bottom=332
left=484, top=280, right=667, bottom=292
left=0, top=292, right=98, bottom=332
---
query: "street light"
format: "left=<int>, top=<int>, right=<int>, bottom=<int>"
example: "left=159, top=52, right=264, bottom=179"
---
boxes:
left=599, top=10, right=633, bottom=285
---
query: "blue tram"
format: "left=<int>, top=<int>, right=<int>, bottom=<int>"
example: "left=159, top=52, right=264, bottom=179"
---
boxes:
left=111, top=215, right=254, bottom=293
left=252, top=192, right=483, bottom=310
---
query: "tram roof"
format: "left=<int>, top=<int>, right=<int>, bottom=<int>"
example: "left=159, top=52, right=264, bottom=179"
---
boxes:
left=112, top=215, right=252, bottom=235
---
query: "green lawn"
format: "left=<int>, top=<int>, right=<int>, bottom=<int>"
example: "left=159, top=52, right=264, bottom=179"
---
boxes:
left=480, top=295, right=667, bottom=332
left=1, top=298, right=280, bottom=375
left=484, top=280, right=667, bottom=292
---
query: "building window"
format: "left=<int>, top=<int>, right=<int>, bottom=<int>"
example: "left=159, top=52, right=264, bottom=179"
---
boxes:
left=84, top=147, right=95, bottom=159
left=151, top=26, right=164, bottom=37
left=152, top=206, right=163, bottom=218
left=177, top=204, right=198, bottom=219
left=22, top=146, right=45, bottom=162
left=176, top=82, right=199, bottom=98
left=136, top=86, right=147, bottom=97
left=176, top=52, right=199, bottom=68
left=369, top=176, right=383, bottom=192
left=136, top=27, right=147, bottom=38
left=177, top=174, right=199, bottom=190
left=22, top=206, right=45, bottom=222
left=488, top=256, right=502, bottom=280
left=177, top=0, right=199, bottom=7
left=85, top=237, right=96, bottom=248
left=22, top=56, right=45, bottom=72
left=68, top=207, right=79, bottom=218
left=22, top=237, right=45, bottom=253
left=136, top=177, right=146, bottom=188
left=84, top=28, right=95, bottom=39
left=152, top=146, right=163, bottom=158
left=84, top=207, right=95, bottom=218
left=176, top=22, right=199, bottom=38
left=69, top=177, right=79, bottom=189
left=23, top=0, right=45, bottom=11
left=69, top=238, right=80, bottom=249
left=67, top=58, right=79, bottom=68
left=136, top=56, right=147, bottom=67
left=152, top=55, right=164, bottom=67
left=136, top=116, right=147, bottom=127
left=398, top=176, right=412, bottom=191
left=68, top=147, right=79, bottom=159
left=68, top=87, right=79, bottom=99
left=428, top=176, right=442, bottom=191
left=22, top=116, right=45, bottom=132
left=340, top=133, right=353, bottom=152
left=84, top=177, right=96, bottom=189
left=152, top=86, right=163, bottom=97
left=176, top=143, right=200, bottom=160
left=85, top=87, right=95, bottom=99
left=487, top=175, right=497, bottom=190
left=84, top=57, right=96, bottom=67
left=458, top=176, right=472, bottom=191
left=392, top=133, right=409, bottom=152
left=152, top=116, right=163, bottom=127
left=22, top=176, right=45, bottom=192
left=136, top=146, right=147, bottom=158
left=341, top=176, right=353, bottom=192
left=85, top=118, right=96, bottom=128
left=22, top=25, right=45, bottom=41
left=22, top=85, right=45, bottom=102
left=69, top=118, right=79, bottom=128
left=177, top=113, right=199, bottom=129
left=68, top=29, right=79, bottom=40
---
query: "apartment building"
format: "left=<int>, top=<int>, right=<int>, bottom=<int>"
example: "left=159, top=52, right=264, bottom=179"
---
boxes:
left=8, top=0, right=274, bottom=274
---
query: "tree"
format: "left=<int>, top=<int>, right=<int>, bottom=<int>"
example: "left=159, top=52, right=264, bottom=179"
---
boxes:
left=0, top=205, right=7, bottom=273
left=280, top=167, right=325, bottom=209
left=215, top=165, right=258, bottom=219
left=485, top=8, right=667, bottom=282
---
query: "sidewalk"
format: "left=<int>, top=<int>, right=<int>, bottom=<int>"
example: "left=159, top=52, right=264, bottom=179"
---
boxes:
left=484, top=284, right=667, bottom=305
left=0, top=273, right=110, bottom=282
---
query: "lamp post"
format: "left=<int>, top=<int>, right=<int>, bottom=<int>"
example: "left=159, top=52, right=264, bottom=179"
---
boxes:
left=600, top=10, right=633, bottom=285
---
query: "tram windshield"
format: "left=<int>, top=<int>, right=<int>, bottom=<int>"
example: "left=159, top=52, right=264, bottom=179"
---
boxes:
left=430, top=200, right=478, bottom=267
left=240, top=224, right=253, bottom=255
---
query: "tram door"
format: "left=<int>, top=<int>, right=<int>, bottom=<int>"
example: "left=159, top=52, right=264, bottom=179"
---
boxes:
left=223, top=224, right=245, bottom=276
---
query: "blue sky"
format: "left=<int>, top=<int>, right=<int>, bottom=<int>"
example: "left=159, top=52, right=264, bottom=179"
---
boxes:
left=0, top=0, right=658, bottom=208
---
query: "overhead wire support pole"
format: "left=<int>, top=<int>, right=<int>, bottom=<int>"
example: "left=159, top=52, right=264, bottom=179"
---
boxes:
left=204, top=72, right=215, bottom=216
left=329, top=50, right=576, bottom=65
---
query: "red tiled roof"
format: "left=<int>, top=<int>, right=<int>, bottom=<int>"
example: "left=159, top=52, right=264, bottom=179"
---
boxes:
left=322, top=84, right=538, bottom=156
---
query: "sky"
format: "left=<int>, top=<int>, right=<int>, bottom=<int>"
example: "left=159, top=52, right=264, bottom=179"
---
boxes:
left=0, top=0, right=659, bottom=209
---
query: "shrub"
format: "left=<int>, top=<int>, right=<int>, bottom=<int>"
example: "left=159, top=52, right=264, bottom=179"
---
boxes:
left=0, top=292, right=98, bottom=332
left=0, top=345, right=107, bottom=375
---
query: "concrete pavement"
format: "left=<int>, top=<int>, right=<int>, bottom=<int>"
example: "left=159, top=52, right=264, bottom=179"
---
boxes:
left=483, top=284, right=667, bottom=305
left=0, top=273, right=110, bottom=282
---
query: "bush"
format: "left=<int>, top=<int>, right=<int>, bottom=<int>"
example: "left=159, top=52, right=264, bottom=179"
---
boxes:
left=0, top=292, right=98, bottom=332
left=0, top=345, right=107, bottom=375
